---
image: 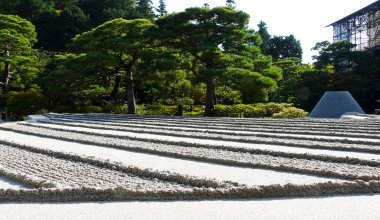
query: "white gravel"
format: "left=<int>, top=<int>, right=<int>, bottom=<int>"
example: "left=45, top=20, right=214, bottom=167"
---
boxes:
left=13, top=122, right=380, bottom=161
left=0, top=176, right=29, bottom=189
left=23, top=122, right=380, bottom=146
left=1, top=114, right=380, bottom=214
left=3, top=124, right=380, bottom=180
left=1, top=194, right=380, bottom=220
left=0, top=130, right=342, bottom=187
left=0, top=144, right=195, bottom=191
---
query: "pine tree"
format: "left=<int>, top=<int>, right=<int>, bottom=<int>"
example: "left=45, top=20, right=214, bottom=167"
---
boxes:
left=0, top=14, right=37, bottom=110
left=258, top=21, right=271, bottom=55
left=135, top=0, right=154, bottom=19
left=157, top=0, right=167, bottom=17
left=226, top=0, right=235, bottom=8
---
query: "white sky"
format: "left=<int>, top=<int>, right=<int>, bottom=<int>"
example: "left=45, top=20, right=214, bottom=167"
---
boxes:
left=153, top=0, right=377, bottom=63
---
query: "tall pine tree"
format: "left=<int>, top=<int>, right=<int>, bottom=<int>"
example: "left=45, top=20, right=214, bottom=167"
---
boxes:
left=135, top=0, right=154, bottom=19
left=0, top=14, right=37, bottom=114
left=157, top=0, right=167, bottom=17
left=226, top=0, right=235, bottom=8
left=258, top=21, right=271, bottom=55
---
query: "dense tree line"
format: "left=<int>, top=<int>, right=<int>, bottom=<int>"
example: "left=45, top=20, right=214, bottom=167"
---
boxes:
left=0, top=0, right=158, bottom=51
left=0, top=1, right=379, bottom=119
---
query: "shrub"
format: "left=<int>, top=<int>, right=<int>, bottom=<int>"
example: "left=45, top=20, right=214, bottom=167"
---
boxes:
left=137, top=103, right=176, bottom=116
left=272, top=107, right=308, bottom=118
left=5, top=90, right=49, bottom=120
left=102, top=103, right=130, bottom=114
left=253, top=102, right=292, bottom=117
left=184, top=105, right=204, bottom=116
left=214, top=103, right=308, bottom=118
left=136, top=104, right=204, bottom=116
left=76, top=106, right=103, bottom=113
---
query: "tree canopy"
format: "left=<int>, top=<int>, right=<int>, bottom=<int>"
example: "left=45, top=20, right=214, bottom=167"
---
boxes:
left=157, top=7, right=257, bottom=115
left=0, top=14, right=37, bottom=95
left=135, top=0, right=155, bottom=19
left=68, top=18, right=156, bottom=114
left=267, top=35, right=302, bottom=61
left=157, top=0, right=168, bottom=17
left=257, top=21, right=270, bottom=55
left=1, top=2, right=379, bottom=119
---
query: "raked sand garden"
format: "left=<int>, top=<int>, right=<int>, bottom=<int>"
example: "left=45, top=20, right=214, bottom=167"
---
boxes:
left=1, top=113, right=380, bottom=219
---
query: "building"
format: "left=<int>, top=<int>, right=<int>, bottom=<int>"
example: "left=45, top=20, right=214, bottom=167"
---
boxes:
left=328, top=0, right=380, bottom=52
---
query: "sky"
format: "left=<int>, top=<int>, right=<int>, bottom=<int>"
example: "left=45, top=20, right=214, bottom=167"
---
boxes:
left=152, top=0, right=377, bottom=63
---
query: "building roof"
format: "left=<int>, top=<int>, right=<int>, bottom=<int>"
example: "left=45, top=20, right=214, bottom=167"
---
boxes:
left=327, top=0, right=380, bottom=27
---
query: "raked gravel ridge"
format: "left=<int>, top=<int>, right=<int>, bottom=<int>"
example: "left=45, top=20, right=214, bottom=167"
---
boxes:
left=0, top=113, right=380, bottom=203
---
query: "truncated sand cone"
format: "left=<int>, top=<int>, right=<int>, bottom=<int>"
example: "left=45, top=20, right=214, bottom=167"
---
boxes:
left=309, top=91, right=365, bottom=118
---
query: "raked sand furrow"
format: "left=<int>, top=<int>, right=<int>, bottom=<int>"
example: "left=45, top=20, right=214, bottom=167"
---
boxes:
left=48, top=118, right=380, bottom=140
left=2, top=114, right=380, bottom=202
left=0, top=130, right=347, bottom=187
left=2, top=194, right=380, bottom=219
left=17, top=122, right=380, bottom=155
left=5, top=124, right=380, bottom=167
left=0, top=176, right=31, bottom=190
left=0, top=144, right=195, bottom=191
left=1, top=126, right=380, bottom=181
left=46, top=113, right=380, bottom=128
left=47, top=115, right=380, bottom=135
left=46, top=113, right=380, bottom=125
left=46, top=120, right=380, bottom=144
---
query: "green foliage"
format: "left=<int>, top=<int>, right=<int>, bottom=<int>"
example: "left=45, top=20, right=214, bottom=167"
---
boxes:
left=1, top=0, right=136, bottom=51
left=214, top=103, right=307, bottom=118
left=226, top=0, right=236, bottom=8
left=271, top=57, right=313, bottom=103
left=223, top=67, right=278, bottom=103
left=5, top=3, right=377, bottom=118
left=78, top=0, right=135, bottom=26
left=3, top=0, right=90, bottom=52
left=135, top=0, right=155, bottom=19
left=304, top=41, right=380, bottom=112
left=142, top=69, right=193, bottom=105
left=156, top=0, right=167, bottom=17
left=5, top=89, right=48, bottom=120
left=216, top=86, right=242, bottom=104
left=312, top=41, right=353, bottom=72
left=140, top=103, right=175, bottom=115
left=58, top=5, right=91, bottom=48
left=75, top=105, right=104, bottom=113
left=54, top=0, right=78, bottom=10
left=0, top=14, right=38, bottom=98
left=34, top=6, right=90, bottom=51
left=272, top=107, right=308, bottom=118
left=14, top=0, right=54, bottom=20
left=68, top=18, right=156, bottom=114
left=257, top=21, right=270, bottom=55
left=41, top=53, right=98, bottom=109
left=0, top=14, right=37, bottom=57
left=156, top=7, right=281, bottom=116
left=268, top=35, right=302, bottom=61
left=136, top=104, right=205, bottom=116
left=312, top=41, right=378, bottom=74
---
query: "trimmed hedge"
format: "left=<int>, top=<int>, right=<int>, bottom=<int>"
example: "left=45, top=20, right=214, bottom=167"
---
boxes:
left=50, top=103, right=307, bottom=118
left=214, top=103, right=308, bottom=118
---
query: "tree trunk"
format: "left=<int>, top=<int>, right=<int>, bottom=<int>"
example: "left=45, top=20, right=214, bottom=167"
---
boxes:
left=109, top=75, right=122, bottom=102
left=0, top=52, right=11, bottom=118
left=124, top=56, right=138, bottom=115
left=204, top=77, right=216, bottom=117
left=1, top=51, right=11, bottom=95
left=174, top=104, right=183, bottom=116
left=125, top=72, right=136, bottom=114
